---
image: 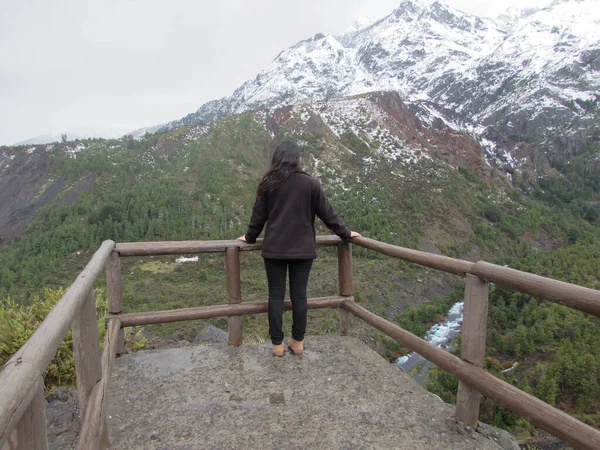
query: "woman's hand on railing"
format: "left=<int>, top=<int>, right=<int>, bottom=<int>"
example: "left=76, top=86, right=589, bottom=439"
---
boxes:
left=350, top=231, right=361, bottom=238
left=236, top=235, right=247, bottom=242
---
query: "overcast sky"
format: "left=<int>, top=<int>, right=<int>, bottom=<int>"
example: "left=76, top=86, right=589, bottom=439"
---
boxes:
left=1, top=0, right=551, bottom=145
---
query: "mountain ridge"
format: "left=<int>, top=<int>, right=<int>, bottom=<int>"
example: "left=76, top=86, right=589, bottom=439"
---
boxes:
left=156, top=0, right=599, bottom=173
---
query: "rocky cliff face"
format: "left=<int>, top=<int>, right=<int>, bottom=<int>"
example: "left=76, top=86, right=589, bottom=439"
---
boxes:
left=0, top=145, right=92, bottom=241
left=0, top=149, right=63, bottom=241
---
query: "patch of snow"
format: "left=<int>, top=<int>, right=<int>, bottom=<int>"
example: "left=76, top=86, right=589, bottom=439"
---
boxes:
left=501, top=364, right=516, bottom=374
left=317, top=96, right=432, bottom=166
left=176, top=256, right=199, bottom=264
left=64, top=143, right=86, bottom=159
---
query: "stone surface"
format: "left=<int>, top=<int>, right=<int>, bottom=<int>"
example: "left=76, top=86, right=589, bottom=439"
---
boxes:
left=192, top=324, right=229, bottom=344
left=107, top=336, right=505, bottom=449
left=477, top=423, right=521, bottom=450
left=45, top=386, right=79, bottom=450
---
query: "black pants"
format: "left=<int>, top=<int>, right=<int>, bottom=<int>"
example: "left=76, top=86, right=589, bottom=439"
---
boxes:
left=264, top=258, right=313, bottom=345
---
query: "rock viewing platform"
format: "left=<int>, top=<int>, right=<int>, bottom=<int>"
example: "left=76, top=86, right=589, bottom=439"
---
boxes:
left=105, top=336, right=510, bottom=449
left=7, top=237, right=596, bottom=450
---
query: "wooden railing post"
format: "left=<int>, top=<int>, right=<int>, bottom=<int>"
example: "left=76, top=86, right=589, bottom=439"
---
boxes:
left=72, top=289, right=102, bottom=418
left=226, top=247, right=243, bottom=345
left=76, top=319, right=120, bottom=450
left=2, top=378, right=48, bottom=450
left=338, top=241, right=353, bottom=296
left=106, top=251, right=124, bottom=354
left=71, top=289, right=108, bottom=447
left=338, top=241, right=353, bottom=335
left=456, top=274, right=489, bottom=428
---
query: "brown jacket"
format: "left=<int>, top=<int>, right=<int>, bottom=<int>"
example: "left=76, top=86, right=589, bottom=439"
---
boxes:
left=245, top=171, right=351, bottom=259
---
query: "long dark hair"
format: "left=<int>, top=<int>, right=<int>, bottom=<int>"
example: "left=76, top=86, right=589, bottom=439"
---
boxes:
left=257, top=141, right=302, bottom=196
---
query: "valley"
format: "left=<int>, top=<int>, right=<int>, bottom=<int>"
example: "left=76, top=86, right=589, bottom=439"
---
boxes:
left=1, top=0, right=599, bottom=442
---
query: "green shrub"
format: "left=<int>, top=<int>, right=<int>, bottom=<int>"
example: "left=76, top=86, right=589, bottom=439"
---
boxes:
left=0, top=288, right=107, bottom=392
left=340, top=131, right=371, bottom=157
left=483, top=203, right=503, bottom=223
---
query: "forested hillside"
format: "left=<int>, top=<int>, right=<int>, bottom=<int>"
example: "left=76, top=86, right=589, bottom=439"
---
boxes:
left=410, top=134, right=600, bottom=431
left=1, top=96, right=599, bottom=438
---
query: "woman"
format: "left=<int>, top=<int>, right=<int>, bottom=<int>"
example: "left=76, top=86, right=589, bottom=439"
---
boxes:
left=237, top=141, right=360, bottom=356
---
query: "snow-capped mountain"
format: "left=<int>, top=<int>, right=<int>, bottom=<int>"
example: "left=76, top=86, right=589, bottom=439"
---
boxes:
left=174, top=0, right=504, bottom=123
left=166, top=0, right=599, bottom=165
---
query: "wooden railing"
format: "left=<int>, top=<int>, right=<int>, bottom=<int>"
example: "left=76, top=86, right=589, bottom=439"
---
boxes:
left=1, top=236, right=600, bottom=450
left=0, top=240, right=115, bottom=450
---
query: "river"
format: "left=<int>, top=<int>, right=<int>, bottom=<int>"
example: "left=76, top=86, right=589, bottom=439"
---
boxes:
left=394, top=301, right=464, bottom=384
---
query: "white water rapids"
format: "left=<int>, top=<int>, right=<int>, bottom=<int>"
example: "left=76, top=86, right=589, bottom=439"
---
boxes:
left=394, top=301, right=464, bottom=384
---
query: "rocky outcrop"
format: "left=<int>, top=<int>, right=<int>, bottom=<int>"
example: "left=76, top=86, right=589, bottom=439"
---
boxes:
left=107, top=336, right=510, bottom=449
left=193, top=324, right=228, bottom=344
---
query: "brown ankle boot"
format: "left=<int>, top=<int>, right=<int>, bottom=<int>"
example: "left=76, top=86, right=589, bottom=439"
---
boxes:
left=287, top=338, right=304, bottom=355
left=272, top=343, right=285, bottom=357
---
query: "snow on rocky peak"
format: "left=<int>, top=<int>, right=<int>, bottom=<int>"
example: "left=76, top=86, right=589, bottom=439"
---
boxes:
left=435, top=0, right=600, bottom=156
left=235, top=33, right=356, bottom=109
left=343, top=0, right=504, bottom=98
left=174, top=0, right=503, bottom=125
left=166, top=0, right=599, bottom=161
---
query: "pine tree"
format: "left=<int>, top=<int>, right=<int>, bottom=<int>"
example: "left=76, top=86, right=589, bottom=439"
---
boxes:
left=534, top=370, right=558, bottom=405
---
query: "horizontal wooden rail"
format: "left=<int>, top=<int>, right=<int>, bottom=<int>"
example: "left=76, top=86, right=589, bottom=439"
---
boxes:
left=77, top=319, right=121, bottom=450
left=0, top=240, right=115, bottom=447
left=352, top=237, right=600, bottom=318
left=109, top=296, right=350, bottom=327
left=115, top=235, right=341, bottom=256
left=352, top=236, right=473, bottom=276
left=471, top=261, right=600, bottom=318
left=342, top=300, right=600, bottom=450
